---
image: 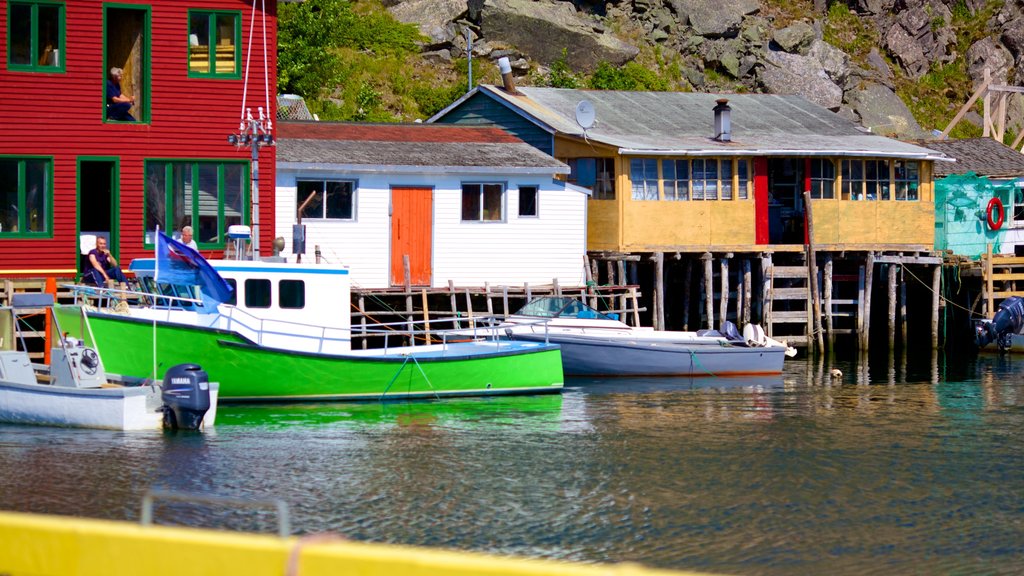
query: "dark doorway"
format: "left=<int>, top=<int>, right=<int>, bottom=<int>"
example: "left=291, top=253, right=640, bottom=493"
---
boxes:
left=105, top=6, right=148, bottom=122
left=767, top=158, right=806, bottom=244
left=78, top=159, right=119, bottom=270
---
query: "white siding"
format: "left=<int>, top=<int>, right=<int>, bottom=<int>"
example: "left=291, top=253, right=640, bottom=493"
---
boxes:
left=275, top=170, right=587, bottom=289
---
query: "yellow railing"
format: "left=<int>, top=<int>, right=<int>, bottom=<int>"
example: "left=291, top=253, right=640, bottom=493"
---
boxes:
left=0, top=511, right=713, bottom=576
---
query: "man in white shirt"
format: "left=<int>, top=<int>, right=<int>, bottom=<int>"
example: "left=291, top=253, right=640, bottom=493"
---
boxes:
left=181, top=225, right=198, bottom=249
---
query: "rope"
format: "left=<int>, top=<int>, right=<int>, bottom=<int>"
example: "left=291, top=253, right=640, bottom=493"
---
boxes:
left=240, top=0, right=256, bottom=124
left=901, top=264, right=983, bottom=318
left=688, top=349, right=719, bottom=378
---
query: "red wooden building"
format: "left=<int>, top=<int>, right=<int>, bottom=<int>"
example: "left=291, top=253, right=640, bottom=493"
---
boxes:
left=0, top=0, right=277, bottom=278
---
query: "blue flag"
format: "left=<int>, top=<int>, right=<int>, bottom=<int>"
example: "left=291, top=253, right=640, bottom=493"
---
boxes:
left=155, top=232, right=234, bottom=307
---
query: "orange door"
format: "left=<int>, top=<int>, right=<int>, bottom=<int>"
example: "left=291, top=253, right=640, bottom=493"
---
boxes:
left=390, top=187, right=433, bottom=286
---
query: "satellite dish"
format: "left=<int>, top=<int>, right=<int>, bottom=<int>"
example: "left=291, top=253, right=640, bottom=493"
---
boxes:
left=575, top=100, right=595, bottom=130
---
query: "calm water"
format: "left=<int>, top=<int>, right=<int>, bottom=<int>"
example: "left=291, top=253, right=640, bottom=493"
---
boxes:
left=2, top=353, right=1024, bottom=575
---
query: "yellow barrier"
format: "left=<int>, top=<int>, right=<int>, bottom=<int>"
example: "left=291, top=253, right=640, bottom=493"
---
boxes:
left=0, top=511, right=713, bottom=576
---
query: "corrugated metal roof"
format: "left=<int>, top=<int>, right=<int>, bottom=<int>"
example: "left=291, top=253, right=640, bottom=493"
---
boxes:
left=911, top=138, right=1024, bottom=179
left=467, top=85, right=950, bottom=160
left=277, top=126, right=568, bottom=174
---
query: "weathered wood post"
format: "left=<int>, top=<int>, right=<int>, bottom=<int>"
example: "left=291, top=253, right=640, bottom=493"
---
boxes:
left=861, top=252, right=875, bottom=350
left=762, top=253, right=773, bottom=333
left=887, top=263, right=898, bottom=350
left=742, top=259, right=752, bottom=326
left=719, top=256, right=729, bottom=329
left=703, top=252, right=714, bottom=329
left=358, top=294, right=367, bottom=349
left=654, top=252, right=665, bottom=331
left=803, top=190, right=824, bottom=353
left=932, top=263, right=942, bottom=349
left=824, top=254, right=834, bottom=350
left=404, top=255, right=414, bottom=346
left=421, top=289, right=431, bottom=344
left=900, top=271, right=908, bottom=350
left=986, top=243, right=994, bottom=317
left=449, top=279, right=460, bottom=330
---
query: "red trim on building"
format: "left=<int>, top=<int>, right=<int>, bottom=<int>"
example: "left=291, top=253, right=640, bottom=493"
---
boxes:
left=754, top=157, right=769, bottom=245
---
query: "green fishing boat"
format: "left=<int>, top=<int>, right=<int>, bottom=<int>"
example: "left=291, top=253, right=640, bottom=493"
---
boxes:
left=56, top=256, right=563, bottom=402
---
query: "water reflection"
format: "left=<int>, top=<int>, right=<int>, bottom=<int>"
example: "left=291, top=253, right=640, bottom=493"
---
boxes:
left=1, top=352, right=1023, bottom=575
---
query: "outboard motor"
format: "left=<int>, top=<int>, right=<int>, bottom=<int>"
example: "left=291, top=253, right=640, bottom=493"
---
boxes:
left=975, top=296, right=1024, bottom=350
left=161, top=364, right=211, bottom=431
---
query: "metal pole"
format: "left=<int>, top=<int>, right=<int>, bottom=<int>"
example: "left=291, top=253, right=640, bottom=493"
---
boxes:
left=251, top=135, right=260, bottom=260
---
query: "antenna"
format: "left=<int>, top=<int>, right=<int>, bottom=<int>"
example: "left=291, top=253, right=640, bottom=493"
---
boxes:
left=575, top=100, right=595, bottom=131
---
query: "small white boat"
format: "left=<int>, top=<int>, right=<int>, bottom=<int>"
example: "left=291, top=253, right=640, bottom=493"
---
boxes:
left=0, top=295, right=218, bottom=431
left=493, top=297, right=797, bottom=377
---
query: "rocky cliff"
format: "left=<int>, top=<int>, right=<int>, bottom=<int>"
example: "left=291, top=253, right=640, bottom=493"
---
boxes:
left=385, top=0, right=1024, bottom=139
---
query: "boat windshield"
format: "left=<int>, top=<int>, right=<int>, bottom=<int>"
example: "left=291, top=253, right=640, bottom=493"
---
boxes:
left=514, top=297, right=615, bottom=320
left=137, top=277, right=201, bottom=310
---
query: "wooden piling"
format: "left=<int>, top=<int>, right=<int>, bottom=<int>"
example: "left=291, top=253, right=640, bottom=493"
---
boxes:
left=654, top=252, right=665, bottom=331
left=465, top=288, right=475, bottom=329
left=742, top=259, right=752, bottom=327
left=554, top=278, right=561, bottom=298
left=584, top=256, right=597, bottom=309
left=703, top=252, right=714, bottom=330
left=404, top=256, right=414, bottom=346
left=824, top=255, right=834, bottom=350
left=719, top=257, right=729, bottom=328
left=421, top=289, right=431, bottom=343
left=682, top=259, right=693, bottom=330
left=861, top=253, right=875, bottom=350
left=931, top=264, right=941, bottom=349
left=803, top=190, right=824, bottom=353
left=590, top=257, right=600, bottom=288
left=887, top=263, right=897, bottom=350
left=606, top=260, right=615, bottom=286
left=449, top=279, right=459, bottom=329
left=484, top=282, right=493, bottom=316
left=618, top=261, right=626, bottom=287
left=502, top=285, right=510, bottom=319
left=762, top=254, right=773, bottom=333
left=986, top=243, right=994, bottom=317
left=358, top=295, right=367, bottom=349
left=630, top=287, right=641, bottom=326
left=900, top=272, right=908, bottom=350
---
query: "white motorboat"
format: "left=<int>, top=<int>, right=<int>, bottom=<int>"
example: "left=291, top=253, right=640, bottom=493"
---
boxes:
left=494, top=297, right=796, bottom=377
left=0, top=295, right=217, bottom=431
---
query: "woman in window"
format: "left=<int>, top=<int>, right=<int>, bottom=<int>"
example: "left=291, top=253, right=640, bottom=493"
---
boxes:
left=106, top=67, right=136, bottom=121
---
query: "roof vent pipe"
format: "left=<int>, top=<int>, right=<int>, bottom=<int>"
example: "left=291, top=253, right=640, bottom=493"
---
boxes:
left=713, top=98, right=731, bottom=142
left=497, top=57, right=519, bottom=95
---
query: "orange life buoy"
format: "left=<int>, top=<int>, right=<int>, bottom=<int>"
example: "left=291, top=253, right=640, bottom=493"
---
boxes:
left=987, top=197, right=1005, bottom=231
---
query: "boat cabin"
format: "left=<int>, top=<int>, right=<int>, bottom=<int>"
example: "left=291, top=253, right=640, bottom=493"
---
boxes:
left=128, top=258, right=352, bottom=352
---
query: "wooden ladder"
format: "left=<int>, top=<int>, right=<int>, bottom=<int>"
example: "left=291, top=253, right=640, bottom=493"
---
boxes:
left=765, top=265, right=812, bottom=347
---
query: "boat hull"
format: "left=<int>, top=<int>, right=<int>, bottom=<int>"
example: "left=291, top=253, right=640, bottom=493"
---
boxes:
left=55, top=307, right=564, bottom=402
left=509, top=333, right=786, bottom=376
left=0, top=379, right=219, bottom=431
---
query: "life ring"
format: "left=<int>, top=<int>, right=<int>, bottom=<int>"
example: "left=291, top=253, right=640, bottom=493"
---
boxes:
left=987, top=197, right=1005, bottom=231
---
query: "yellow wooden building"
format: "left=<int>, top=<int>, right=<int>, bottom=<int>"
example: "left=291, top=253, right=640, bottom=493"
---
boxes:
left=432, top=86, right=950, bottom=254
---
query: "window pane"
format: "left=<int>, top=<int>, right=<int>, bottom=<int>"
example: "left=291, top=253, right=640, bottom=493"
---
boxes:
left=195, top=164, right=218, bottom=243
left=482, top=184, right=503, bottom=221
left=662, top=159, right=675, bottom=181
left=279, top=280, right=305, bottom=309
left=595, top=158, right=616, bottom=200
left=737, top=159, right=749, bottom=200
left=188, top=13, right=211, bottom=74
left=0, top=161, right=18, bottom=233
left=721, top=159, right=733, bottom=199
left=325, top=181, right=353, bottom=219
left=172, top=163, right=192, bottom=231
left=461, top=184, right=480, bottom=221
left=519, top=186, right=538, bottom=217
left=214, top=14, right=236, bottom=74
left=37, top=4, right=59, bottom=67
left=244, top=279, right=271, bottom=308
left=224, top=278, right=237, bottom=306
left=24, top=160, right=46, bottom=232
left=224, top=164, right=244, bottom=227
left=145, top=162, right=167, bottom=243
left=9, top=4, right=32, bottom=66
left=296, top=180, right=323, bottom=219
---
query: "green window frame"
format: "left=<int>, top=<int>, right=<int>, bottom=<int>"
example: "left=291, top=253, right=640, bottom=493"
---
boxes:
left=144, top=159, right=249, bottom=249
left=187, top=10, right=241, bottom=78
left=0, top=156, right=53, bottom=238
left=7, top=0, right=65, bottom=73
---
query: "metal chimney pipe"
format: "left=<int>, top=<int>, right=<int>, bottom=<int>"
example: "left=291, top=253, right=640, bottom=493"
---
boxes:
left=497, top=57, right=519, bottom=95
left=713, top=98, right=731, bottom=142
